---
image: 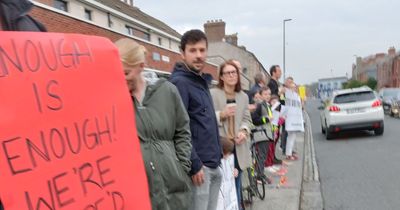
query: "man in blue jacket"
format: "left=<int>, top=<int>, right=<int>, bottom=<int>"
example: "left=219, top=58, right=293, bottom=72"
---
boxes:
left=170, top=29, right=222, bottom=210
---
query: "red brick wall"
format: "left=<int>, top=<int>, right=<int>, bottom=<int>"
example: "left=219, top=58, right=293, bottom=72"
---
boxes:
left=30, top=6, right=218, bottom=78
left=204, top=21, right=226, bottom=43
left=392, top=58, right=400, bottom=87
left=35, top=0, right=53, bottom=6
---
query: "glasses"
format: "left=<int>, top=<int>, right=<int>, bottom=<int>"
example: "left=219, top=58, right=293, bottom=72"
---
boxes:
left=222, top=70, right=238, bottom=76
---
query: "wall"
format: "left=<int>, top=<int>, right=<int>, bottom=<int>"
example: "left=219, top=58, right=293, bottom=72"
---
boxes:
left=30, top=5, right=218, bottom=78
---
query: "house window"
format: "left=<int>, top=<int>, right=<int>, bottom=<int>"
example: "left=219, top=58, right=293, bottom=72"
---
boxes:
left=158, top=37, right=162, bottom=46
left=126, top=25, right=134, bottom=35
left=107, top=13, right=113, bottom=28
left=84, top=9, right=92, bottom=21
left=152, top=52, right=161, bottom=61
left=161, top=55, right=170, bottom=63
left=121, top=0, right=133, bottom=5
left=143, top=32, right=150, bottom=41
left=54, top=0, right=68, bottom=12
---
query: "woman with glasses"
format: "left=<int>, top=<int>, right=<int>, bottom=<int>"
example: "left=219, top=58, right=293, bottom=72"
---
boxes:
left=210, top=60, right=252, bottom=210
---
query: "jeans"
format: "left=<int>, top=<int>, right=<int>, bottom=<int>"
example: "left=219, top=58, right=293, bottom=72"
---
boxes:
left=235, top=170, right=242, bottom=209
left=190, top=166, right=223, bottom=210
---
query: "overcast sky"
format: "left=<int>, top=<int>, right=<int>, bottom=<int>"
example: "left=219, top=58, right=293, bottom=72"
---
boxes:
left=136, top=0, right=399, bottom=84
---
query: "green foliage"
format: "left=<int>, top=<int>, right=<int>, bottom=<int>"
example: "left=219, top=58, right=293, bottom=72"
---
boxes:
left=344, top=80, right=364, bottom=89
left=343, top=78, right=377, bottom=90
left=366, top=78, right=377, bottom=90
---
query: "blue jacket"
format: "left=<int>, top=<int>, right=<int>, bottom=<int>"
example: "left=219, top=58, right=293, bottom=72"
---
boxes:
left=170, top=62, right=222, bottom=175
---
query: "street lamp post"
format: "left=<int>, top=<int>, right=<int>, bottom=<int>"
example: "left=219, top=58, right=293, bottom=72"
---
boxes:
left=283, top=18, right=292, bottom=80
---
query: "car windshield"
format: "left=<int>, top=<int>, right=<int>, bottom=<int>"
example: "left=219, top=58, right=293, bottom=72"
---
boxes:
left=334, top=91, right=375, bottom=104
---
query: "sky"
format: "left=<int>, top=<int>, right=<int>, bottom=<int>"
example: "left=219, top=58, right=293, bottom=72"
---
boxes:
left=135, top=0, right=399, bottom=84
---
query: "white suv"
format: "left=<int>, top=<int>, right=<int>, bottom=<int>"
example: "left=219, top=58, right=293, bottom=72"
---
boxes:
left=319, top=86, right=384, bottom=140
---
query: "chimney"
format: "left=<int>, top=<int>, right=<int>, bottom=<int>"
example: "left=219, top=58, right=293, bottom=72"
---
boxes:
left=388, top=47, right=396, bottom=56
left=225, top=33, right=238, bottom=46
left=376, top=53, right=385, bottom=59
left=204, top=19, right=226, bottom=42
left=356, top=57, right=362, bottom=65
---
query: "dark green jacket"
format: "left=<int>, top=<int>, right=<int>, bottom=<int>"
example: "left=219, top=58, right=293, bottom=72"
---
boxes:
left=134, top=79, right=192, bottom=210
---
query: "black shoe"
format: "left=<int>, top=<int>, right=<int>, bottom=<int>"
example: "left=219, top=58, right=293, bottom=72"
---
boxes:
left=273, top=158, right=282, bottom=165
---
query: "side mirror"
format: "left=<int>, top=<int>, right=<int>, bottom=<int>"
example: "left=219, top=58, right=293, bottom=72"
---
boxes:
left=318, top=106, right=324, bottom=110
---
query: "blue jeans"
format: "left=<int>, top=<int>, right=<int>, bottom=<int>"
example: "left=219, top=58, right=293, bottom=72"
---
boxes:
left=235, top=170, right=242, bottom=210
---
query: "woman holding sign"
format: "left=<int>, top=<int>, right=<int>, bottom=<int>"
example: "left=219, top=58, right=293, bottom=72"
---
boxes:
left=115, top=38, right=192, bottom=210
left=282, top=81, right=304, bottom=161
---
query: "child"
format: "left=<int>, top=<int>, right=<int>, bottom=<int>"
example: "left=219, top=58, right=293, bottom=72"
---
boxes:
left=251, top=87, right=274, bottom=183
left=217, top=137, right=239, bottom=210
left=263, top=95, right=283, bottom=174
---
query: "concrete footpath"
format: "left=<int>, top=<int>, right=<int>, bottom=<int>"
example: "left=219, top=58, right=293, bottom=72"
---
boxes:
left=251, top=111, right=323, bottom=210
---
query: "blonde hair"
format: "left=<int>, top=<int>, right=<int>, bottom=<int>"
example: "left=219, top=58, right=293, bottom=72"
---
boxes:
left=114, top=38, right=147, bottom=67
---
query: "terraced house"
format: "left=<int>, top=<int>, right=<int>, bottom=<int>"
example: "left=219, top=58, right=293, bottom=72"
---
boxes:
left=30, top=0, right=218, bottom=78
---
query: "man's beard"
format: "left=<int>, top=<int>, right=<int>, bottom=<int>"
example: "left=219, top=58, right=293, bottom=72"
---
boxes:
left=189, top=59, right=205, bottom=72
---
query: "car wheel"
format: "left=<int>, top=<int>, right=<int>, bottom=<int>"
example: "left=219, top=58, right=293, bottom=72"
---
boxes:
left=326, top=130, right=334, bottom=140
left=374, top=126, right=384, bottom=136
left=325, top=122, right=333, bottom=140
left=321, top=124, right=326, bottom=134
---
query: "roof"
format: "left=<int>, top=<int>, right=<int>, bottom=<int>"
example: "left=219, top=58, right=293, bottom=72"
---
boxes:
left=95, top=0, right=181, bottom=38
left=209, top=41, right=269, bottom=77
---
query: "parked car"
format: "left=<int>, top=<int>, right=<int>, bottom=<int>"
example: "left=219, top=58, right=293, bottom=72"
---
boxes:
left=378, top=88, right=400, bottom=114
left=390, top=98, right=400, bottom=117
left=319, top=86, right=384, bottom=140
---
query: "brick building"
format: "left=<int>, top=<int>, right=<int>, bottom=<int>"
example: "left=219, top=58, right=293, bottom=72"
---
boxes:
left=352, top=47, right=400, bottom=89
left=30, top=0, right=218, bottom=78
left=203, top=20, right=269, bottom=90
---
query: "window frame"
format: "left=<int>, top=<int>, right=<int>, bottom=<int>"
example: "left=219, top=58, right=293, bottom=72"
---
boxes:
left=54, top=0, right=68, bottom=12
left=125, top=25, right=134, bottom=36
left=84, top=8, right=93, bottom=21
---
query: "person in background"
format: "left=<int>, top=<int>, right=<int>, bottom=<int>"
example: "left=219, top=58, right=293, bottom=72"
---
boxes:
left=267, top=65, right=284, bottom=165
left=261, top=94, right=286, bottom=175
left=0, top=0, right=47, bottom=31
left=281, top=77, right=294, bottom=155
left=248, top=73, right=267, bottom=105
left=210, top=60, right=252, bottom=210
left=251, top=86, right=275, bottom=184
left=115, top=38, right=192, bottom=210
left=283, top=81, right=304, bottom=160
left=169, top=29, right=222, bottom=210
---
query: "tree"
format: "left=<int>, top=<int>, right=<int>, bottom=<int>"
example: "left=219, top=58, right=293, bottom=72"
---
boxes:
left=344, top=80, right=364, bottom=89
left=366, top=78, right=377, bottom=90
left=343, top=78, right=378, bottom=90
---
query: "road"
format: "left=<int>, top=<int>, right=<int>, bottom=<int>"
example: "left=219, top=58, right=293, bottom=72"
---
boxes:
left=306, top=99, right=400, bottom=210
